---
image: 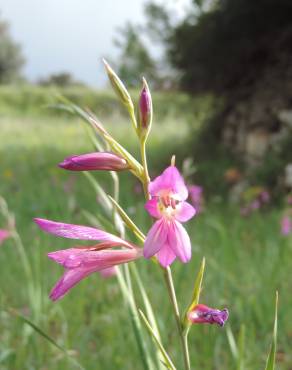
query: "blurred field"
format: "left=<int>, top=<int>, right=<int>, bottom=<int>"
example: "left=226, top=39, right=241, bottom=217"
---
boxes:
left=0, top=88, right=291, bottom=369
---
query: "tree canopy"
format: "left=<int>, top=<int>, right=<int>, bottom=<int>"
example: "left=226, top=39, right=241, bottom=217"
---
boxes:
left=0, top=14, right=24, bottom=83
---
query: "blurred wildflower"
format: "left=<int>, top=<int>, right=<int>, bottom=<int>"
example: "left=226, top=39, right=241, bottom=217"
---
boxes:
left=281, top=215, right=292, bottom=236
left=34, top=218, right=142, bottom=300
left=144, top=165, right=196, bottom=267
left=188, top=185, right=204, bottom=214
left=3, top=169, right=13, bottom=179
left=240, top=186, right=270, bottom=216
left=59, top=152, right=129, bottom=172
left=187, top=304, right=229, bottom=327
left=0, top=229, right=10, bottom=245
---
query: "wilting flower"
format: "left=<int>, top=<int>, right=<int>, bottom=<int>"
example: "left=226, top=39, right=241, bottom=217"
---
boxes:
left=34, top=218, right=142, bottom=300
left=188, top=304, right=229, bottom=327
left=188, top=185, right=203, bottom=214
left=144, top=165, right=196, bottom=267
left=59, top=152, right=129, bottom=172
left=0, top=229, right=10, bottom=245
left=281, top=216, right=292, bottom=236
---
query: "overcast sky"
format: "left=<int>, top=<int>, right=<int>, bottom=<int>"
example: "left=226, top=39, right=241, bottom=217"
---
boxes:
left=1, top=0, right=191, bottom=87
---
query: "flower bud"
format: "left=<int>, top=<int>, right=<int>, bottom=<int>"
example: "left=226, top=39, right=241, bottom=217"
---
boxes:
left=59, top=152, right=129, bottom=172
left=188, top=304, right=229, bottom=327
left=138, top=77, right=152, bottom=139
left=103, top=59, right=134, bottom=112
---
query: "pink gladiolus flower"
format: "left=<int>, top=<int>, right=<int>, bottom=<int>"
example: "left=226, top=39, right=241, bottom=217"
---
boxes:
left=144, top=165, right=196, bottom=267
left=59, top=152, right=129, bottom=171
left=281, top=216, right=291, bottom=236
left=188, top=304, right=229, bottom=327
left=0, top=229, right=10, bottom=245
left=34, top=218, right=142, bottom=300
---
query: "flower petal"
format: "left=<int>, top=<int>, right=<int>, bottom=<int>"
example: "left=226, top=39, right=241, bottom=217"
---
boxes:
left=175, top=202, right=196, bottom=223
left=168, top=221, right=191, bottom=263
left=145, top=198, right=160, bottom=218
left=49, top=248, right=142, bottom=269
left=49, top=248, right=142, bottom=300
left=143, top=219, right=168, bottom=258
left=34, top=218, right=132, bottom=247
left=149, top=166, right=188, bottom=200
left=157, top=243, right=176, bottom=267
left=49, top=267, right=94, bottom=301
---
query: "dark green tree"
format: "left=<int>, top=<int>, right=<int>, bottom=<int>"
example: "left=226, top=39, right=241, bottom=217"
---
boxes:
left=0, top=14, right=24, bottom=83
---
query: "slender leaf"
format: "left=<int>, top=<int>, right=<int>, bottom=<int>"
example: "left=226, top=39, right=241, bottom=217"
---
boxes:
left=265, top=291, right=278, bottom=370
left=139, top=309, right=176, bottom=370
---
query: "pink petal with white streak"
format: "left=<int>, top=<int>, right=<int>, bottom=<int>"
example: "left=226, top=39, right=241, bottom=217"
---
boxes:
left=168, top=221, right=191, bottom=263
left=34, top=218, right=132, bottom=247
left=143, top=219, right=168, bottom=258
left=157, top=243, right=176, bottom=267
left=175, top=202, right=196, bottom=223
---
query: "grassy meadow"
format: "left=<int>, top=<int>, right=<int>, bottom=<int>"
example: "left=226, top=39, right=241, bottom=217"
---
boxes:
left=0, top=87, right=291, bottom=370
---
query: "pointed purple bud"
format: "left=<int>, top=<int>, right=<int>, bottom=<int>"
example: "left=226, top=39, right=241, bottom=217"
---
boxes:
left=188, top=304, right=229, bottom=327
left=138, top=77, right=152, bottom=138
left=58, top=152, right=129, bottom=172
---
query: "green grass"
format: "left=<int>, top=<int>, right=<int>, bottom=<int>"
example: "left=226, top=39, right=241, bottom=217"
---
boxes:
left=0, top=107, right=291, bottom=369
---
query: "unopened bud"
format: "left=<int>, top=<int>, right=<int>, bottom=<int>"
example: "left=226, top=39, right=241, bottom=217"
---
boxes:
left=138, top=77, right=152, bottom=139
left=103, top=59, right=134, bottom=112
left=59, top=152, right=130, bottom=172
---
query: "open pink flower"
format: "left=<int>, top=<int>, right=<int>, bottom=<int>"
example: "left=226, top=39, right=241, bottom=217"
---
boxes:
left=188, top=304, right=229, bottom=327
left=34, top=218, right=142, bottom=300
left=0, top=229, right=10, bottom=245
left=144, top=165, right=196, bottom=267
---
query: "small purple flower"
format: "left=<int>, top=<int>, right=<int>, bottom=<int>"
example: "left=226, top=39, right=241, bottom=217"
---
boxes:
left=188, top=304, right=229, bottom=327
left=260, top=191, right=270, bottom=204
left=59, top=152, right=129, bottom=172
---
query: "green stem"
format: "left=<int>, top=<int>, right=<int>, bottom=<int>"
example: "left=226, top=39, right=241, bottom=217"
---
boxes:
left=163, top=267, right=191, bottom=370
left=139, top=137, right=191, bottom=369
left=140, top=139, right=150, bottom=200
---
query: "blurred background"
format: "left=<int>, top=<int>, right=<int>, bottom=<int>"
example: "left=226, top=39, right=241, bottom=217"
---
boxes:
left=0, top=0, right=292, bottom=369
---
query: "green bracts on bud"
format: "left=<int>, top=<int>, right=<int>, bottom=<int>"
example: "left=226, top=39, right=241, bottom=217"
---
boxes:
left=138, top=77, right=152, bottom=140
left=182, top=257, right=205, bottom=333
left=103, top=59, right=136, bottom=125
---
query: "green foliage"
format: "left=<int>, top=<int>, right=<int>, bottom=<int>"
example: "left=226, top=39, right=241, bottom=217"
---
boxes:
left=170, top=0, right=292, bottom=92
left=0, top=15, right=24, bottom=84
left=38, top=72, right=85, bottom=87
left=0, top=85, right=198, bottom=121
